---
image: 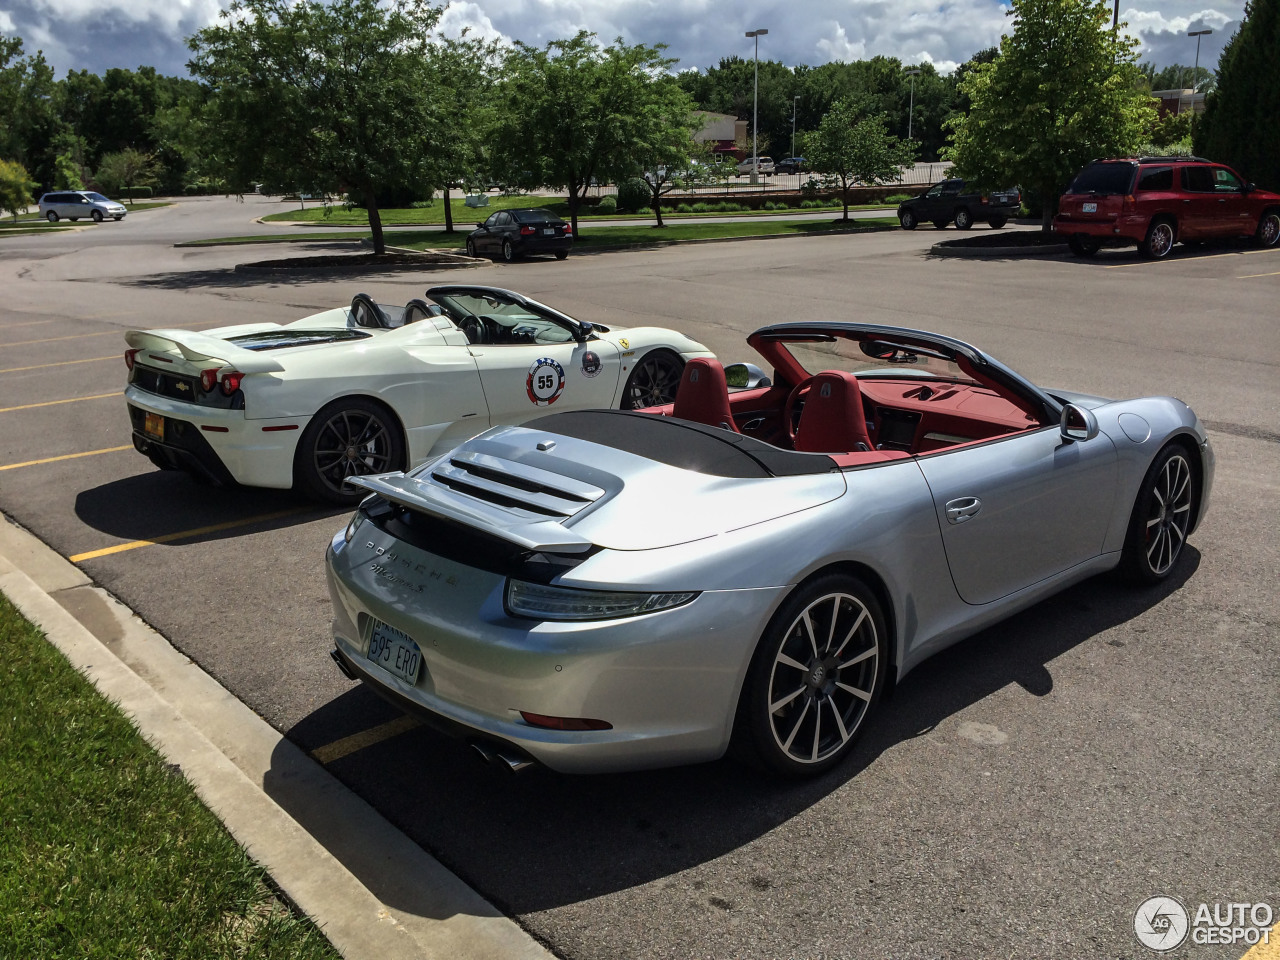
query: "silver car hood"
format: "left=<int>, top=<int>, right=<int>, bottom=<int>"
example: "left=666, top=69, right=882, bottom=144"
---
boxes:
left=348, top=425, right=847, bottom=552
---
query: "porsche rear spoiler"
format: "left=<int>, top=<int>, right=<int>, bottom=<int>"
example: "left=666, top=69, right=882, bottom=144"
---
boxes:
left=124, top=329, right=285, bottom=374
left=346, top=473, right=595, bottom=554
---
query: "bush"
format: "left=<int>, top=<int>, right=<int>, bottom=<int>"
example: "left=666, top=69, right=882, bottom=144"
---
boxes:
left=615, top=178, right=649, bottom=212
left=884, top=193, right=913, bottom=203
left=124, top=185, right=153, bottom=198
left=800, top=199, right=821, bottom=209
left=675, top=203, right=693, bottom=213
left=595, top=195, right=617, bottom=214
left=409, top=199, right=436, bottom=209
left=691, top=202, right=711, bottom=213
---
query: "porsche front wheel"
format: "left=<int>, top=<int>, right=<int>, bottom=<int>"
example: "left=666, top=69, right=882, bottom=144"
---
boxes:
left=294, top=398, right=405, bottom=504
left=620, top=349, right=683, bottom=409
left=738, top=574, right=888, bottom=776
left=1120, top=443, right=1196, bottom=584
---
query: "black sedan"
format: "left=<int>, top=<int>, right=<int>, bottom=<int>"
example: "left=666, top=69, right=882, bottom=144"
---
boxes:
left=466, top=208, right=573, bottom=262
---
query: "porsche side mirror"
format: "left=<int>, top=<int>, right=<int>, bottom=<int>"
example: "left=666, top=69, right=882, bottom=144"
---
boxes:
left=724, top=362, right=772, bottom=390
left=1060, top=403, right=1099, bottom=442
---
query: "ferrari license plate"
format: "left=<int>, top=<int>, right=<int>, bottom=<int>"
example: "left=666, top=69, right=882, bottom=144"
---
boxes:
left=366, top=619, right=421, bottom=684
left=543, top=228, right=556, bottom=235
left=143, top=412, right=165, bottom=440
left=1082, top=202, right=1097, bottom=213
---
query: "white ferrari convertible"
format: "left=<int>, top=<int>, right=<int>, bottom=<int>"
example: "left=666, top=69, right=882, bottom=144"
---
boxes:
left=124, top=286, right=713, bottom=502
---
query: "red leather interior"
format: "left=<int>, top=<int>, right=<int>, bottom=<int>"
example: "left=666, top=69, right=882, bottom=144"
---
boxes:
left=672, top=358, right=738, bottom=432
left=829, top=450, right=912, bottom=468
left=793, top=372, right=873, bottom=453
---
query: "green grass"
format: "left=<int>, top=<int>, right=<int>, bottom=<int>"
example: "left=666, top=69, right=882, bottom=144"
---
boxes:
left=0, top=591, right=340, bottom=960
left=0, top=226, right=72, bottom=236
left=261, top=196, right=895, bottom=226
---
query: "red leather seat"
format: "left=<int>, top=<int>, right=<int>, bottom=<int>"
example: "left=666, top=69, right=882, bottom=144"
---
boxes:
left=672, top=358, right=739, bottom=432
left=794, top=371, right=872, bottom=453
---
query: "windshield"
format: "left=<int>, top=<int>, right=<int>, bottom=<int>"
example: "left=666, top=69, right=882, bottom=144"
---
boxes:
left=776, top=334, right=977, bottom=384
left=430, top=293, right=575, bottom=344
left=1066, top=163, right=1135, bottom=195
left=84, top=192, right=110, bottom=202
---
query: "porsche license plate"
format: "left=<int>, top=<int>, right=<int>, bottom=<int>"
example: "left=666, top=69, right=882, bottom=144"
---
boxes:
left=366, top=619, right=421, bottom=684
left=1082, top=202, right=1097, bottom=213
left=543, top=228, right=556, bottom=235
left=143, top=412, right=165, bottom=440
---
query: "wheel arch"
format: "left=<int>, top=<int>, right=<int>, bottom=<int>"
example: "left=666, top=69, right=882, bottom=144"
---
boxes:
left=293, top=392, right=411, bottom=476
left=1164, top=430, right=1207, bottom=533
left=793, top=561, right=900, bottom=686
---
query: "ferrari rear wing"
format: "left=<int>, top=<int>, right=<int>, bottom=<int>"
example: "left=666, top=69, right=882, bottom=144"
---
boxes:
left=124, top=329, right=285, bottom=374
left=346, top=473, right=595, bottom=554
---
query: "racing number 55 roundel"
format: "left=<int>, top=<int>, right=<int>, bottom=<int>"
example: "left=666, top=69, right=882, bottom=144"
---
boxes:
left=526, top=357, right=566, bottom=406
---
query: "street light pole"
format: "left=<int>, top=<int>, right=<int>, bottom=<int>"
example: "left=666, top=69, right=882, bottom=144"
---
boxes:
left=791, top=95, right=799, bottom=160
left=1189, top=28, right=1212, bottom=112
left=905, top=68, right=921, bottom=141
left=745, top=28, right=768, bottom=185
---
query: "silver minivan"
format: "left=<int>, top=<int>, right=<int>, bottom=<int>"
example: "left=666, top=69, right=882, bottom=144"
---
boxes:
left=38, top=191, right=128, bottom=222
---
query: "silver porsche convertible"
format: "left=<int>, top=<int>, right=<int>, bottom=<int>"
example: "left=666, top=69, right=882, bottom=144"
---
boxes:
left=325, top=322, right=1213, bottom=776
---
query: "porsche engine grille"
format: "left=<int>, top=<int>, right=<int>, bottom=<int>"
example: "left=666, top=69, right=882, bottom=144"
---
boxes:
left=430, top=451, right=605, bottom=519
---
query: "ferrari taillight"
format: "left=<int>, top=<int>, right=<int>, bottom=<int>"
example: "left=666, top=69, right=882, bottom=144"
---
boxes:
left=124, top=348, right=140, bottom=371
left=220, top=372, right=244, bottom=396
left=200, top=368, right=219, bottom=392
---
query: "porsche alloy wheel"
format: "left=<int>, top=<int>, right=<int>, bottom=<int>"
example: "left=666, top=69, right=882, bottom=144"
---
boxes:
left=1121, top=444, right=1196, bottom=584
left=295, top=398, right=404, bottom=504
left=741, top=574, right=887, bottom=776
left=620, top=349, right=683, bottom=409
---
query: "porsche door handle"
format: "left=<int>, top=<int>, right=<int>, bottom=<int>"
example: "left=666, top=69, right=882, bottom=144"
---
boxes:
left=945, top=497, right=982, bottom=524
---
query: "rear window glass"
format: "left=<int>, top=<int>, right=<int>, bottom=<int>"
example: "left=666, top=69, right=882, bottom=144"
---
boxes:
left=1137, top=166, right=1173, bottom=191
left=512, top=209, right=557, bottom=223
left=1066, top=163, right=1135, bottom=195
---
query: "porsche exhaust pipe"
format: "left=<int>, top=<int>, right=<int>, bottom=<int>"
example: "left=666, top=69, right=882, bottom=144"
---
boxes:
left=470, top=741, right=535, bottom=773
left=330, top=649, right=357, bottom=680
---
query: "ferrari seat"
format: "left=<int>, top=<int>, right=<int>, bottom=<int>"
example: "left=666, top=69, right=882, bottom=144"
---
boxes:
left=672, top=358, right=739, bottom=432
left=793, top=371, right=872, bottom=453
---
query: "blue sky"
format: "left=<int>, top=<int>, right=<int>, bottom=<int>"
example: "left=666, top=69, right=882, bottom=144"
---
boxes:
left=0, top=0, right=1244, bottom=81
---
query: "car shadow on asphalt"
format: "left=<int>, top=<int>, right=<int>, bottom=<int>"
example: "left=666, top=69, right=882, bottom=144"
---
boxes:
left=73, top=470, right=347, bottom=542
left=266, top=551, right=1199, bottom=918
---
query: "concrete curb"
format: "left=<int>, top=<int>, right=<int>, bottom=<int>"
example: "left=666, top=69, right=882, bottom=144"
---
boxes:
left=0, top=512, right=554, bottom=960
left=930, top=240, right=1069, bottom=258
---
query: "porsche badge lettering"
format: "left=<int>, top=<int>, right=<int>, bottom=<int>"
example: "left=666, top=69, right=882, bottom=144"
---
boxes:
left=526, top=357, right=566, bottom=406
left=581, top=351, right=602, bottom=379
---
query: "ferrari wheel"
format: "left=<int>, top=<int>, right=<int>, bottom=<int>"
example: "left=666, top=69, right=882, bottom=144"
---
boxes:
left=501, top=238, right=515, bottom=263
left=294, top=398, right=405, bottom=504
left=739, top=573, right=887, bottom=776
left=899, top=210, right=916, bottom=230
left=1120, top=443, right=1196, bottom=584
left=620, top=349, right=683, bottom=409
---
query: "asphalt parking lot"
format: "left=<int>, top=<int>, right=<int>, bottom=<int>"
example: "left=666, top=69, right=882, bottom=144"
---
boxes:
left=1, top=196, right=1276, bottom=959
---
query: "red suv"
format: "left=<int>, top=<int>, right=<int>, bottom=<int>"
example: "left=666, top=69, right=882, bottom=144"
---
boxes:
left=1054, top=157, right=1280, bottom=258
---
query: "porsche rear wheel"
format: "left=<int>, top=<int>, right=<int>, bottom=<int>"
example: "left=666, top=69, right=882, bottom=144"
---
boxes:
left=620, top=349, right=683, bottom=409
left=1120, top=443, right=1196, bottom=584
left=738, top=574, right=887, bottom=776
left=294, top=398, right=405, bottom=504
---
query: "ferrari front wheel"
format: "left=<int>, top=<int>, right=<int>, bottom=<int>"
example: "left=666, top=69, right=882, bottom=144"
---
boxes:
left=620, top=349, right=683, bottom=409
left=294, top=398, right=405, bottom=504
left=738, top=574, right=888, bottom=776
left=1120, top=443, right=1196, bottom=584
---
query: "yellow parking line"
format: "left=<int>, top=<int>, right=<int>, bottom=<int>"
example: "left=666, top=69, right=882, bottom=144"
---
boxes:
left=0, top=391, right=120, bottom=414
left=0, top=319, right=225, bottom=348
left=1105, top=248, right=1280, bottom=269
left=310, top=715, right=422, bottom=765
left=69, top=508, right=309, bottom=562
left=1238, top=270, right=1280, bottom=279
left=0, top=445, right=132, bottom=472
left=1238, top=923, right=1278, bottom=959
left=2, top=318, right=58, bottom=329
left=0, top=355, right=118, bottom=374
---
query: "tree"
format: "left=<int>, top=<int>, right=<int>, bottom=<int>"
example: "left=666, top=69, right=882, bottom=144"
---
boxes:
left=189, top=0, right=446, bottom=254
left=1, top=36, right=64, bottom=190
left=802, top=97, right=915, bottom=221
left=1196, top=0, right=1280, bottom=190
left=0, top=158, right=35, bottom=220
left=94, top=148, right=158, bottom=202
left=493, top=32, right=691, bottom=235
left=1139, top=62, right=1215, bottom=93
left=425, top=33, right=500, bottom=233
left=945, top=0, right=1155, bottom=231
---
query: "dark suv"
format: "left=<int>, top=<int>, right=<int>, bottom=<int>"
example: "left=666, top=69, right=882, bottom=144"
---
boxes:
left=1055, top=157, right=1280, bottom=258
left=896, top=179, right=1022, bottom=230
